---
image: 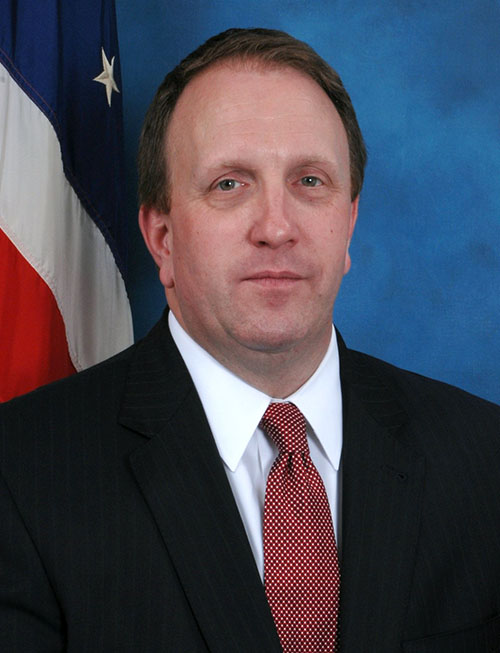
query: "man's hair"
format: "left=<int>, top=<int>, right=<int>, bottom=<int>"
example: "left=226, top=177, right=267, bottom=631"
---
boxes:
left=138, top=27, right=367, bottom=212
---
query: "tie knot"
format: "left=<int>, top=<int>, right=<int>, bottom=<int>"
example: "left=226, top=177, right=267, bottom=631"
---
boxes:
left=260, top=402, right=308, bottom=454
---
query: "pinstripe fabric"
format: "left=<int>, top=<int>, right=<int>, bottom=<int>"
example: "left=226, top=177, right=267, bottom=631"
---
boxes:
left=0, top=317, right=280, bottom=652
left=338, top=348, right=500, bottom=651
left=0, top=311, right=499, bottom=651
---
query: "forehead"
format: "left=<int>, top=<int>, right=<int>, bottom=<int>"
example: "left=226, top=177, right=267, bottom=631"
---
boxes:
left=166, top=60, right=349, bottom=169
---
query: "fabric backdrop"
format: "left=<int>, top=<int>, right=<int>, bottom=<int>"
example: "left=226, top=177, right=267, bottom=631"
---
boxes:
left=116, top=1, right=500, bottom=404
left=0, top=0, right=133, bottom=401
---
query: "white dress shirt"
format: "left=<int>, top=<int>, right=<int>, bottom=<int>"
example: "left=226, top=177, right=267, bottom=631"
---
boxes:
left=169, top=312, right=343, bottom=579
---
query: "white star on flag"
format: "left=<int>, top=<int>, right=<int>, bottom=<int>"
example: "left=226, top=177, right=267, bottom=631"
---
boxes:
left=93, top=47, right=120, bottom=106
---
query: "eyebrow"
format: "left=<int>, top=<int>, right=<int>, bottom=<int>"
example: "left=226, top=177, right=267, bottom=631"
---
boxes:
left=202, top=155, right=340, bottom=174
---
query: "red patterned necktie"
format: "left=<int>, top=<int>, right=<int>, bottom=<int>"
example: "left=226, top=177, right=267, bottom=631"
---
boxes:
left=260, top=401, right=340, bottom=652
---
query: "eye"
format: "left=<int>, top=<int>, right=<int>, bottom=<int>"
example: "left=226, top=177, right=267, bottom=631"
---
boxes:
left=217, top=178, right=242, bottom=191
left=300, top=175, right=323, bottom=187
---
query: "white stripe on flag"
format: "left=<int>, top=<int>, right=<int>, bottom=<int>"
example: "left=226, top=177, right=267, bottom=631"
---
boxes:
left=0, top=60, right=133, bottom=371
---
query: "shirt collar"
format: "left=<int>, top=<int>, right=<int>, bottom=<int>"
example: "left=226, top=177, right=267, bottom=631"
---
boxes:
left=168, top=312, right=342, bottom=473
left=286, top=332, right=342, bottom=472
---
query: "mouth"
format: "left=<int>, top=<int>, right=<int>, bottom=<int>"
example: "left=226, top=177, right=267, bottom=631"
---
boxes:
left=243, top=271, right=303, bottom=287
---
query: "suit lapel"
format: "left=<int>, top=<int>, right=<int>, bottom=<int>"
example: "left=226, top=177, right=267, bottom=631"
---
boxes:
left=119, top=317, right=425, bottom=650
left=119, top=314, right=281, bottom=652
left=337, top=339, right=426, bottom=651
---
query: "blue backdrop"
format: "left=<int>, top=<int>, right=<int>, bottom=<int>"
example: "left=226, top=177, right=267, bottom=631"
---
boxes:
left=116, top=1, right=500, bottom=404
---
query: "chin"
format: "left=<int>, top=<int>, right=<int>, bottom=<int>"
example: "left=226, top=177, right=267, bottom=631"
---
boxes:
left=231, top=322, right=312, bottom=354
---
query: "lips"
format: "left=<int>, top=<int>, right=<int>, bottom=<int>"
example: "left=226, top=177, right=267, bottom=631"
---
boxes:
left=243, top=270, right=304, bottom=288
left=245, top=270, right=302, bottom=280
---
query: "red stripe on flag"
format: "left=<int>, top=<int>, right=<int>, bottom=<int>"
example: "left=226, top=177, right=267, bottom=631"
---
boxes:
left=0, top=229, right=76, bottom=402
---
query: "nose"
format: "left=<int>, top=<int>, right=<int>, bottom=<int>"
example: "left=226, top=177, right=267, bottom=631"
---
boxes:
left=248, top=187, right=298, bottom=249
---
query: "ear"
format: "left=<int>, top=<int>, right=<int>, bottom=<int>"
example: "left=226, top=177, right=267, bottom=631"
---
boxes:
left=138, top=205, right=175, bottom=289
left=343, top=195, right=360, bottom=275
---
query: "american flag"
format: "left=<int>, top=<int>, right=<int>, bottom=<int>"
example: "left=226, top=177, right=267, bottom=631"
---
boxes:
left=0, top=0, right=133, bottom=401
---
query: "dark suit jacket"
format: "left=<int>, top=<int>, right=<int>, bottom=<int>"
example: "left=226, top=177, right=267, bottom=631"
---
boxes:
left=1, top=312, right=500, bottom=652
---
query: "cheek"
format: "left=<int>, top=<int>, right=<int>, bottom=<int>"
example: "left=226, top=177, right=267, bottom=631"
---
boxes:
left=171, top=232, right=219, bottom=294
left=316, top=229, right=352, bottom=283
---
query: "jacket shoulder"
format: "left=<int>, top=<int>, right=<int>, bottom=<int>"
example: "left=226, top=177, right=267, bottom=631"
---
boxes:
left=349, top=347, right=499, bottom=410
left=345, top=347, right=500, bottom=454
left=1, top=342, right=137, bottom=414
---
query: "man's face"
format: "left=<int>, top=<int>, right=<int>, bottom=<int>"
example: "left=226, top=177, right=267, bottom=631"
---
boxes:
left=142, top=61, right=358, bottom=368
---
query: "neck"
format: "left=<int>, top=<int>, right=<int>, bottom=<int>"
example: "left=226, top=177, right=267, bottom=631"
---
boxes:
left=216, top=339, right=331, bottom=398
left=170, top=309, right=332, bottom=398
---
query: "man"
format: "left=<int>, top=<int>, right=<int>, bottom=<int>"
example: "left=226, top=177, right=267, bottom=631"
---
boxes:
left=1, top=28, right=499, bottom=652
